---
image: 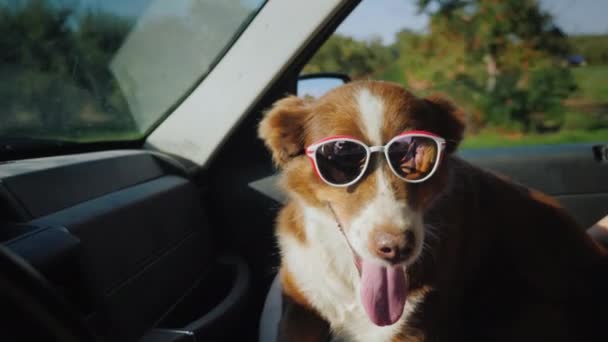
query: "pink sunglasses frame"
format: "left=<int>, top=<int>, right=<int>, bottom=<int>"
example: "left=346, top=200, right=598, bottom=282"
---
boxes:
left=305, top=130, right=447, bottom=187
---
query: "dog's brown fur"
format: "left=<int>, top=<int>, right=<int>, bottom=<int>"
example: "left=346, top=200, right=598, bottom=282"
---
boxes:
left=259, top=81, right=607, bottom=341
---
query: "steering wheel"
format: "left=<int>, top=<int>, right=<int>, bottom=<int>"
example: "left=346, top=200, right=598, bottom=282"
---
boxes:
left=0, top=245, right=97, bottom=342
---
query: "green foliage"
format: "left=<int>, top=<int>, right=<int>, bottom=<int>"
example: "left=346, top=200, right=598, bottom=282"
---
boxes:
left=0, top=0, right=136, bottom=140
left=375, top=63, right=406, bottom=84
left=410, top=0, right=575, bottom=131
left=468, top=67, right=576, bottom=131
left=303, top=35, right=397, bottom=78
left=564, top=66, right=608, bottom=132
left=418, top=0, right=570, bottom=57
left=304, top=0, right=607, bottom=147
left=569, top=35, right=608, bottom=65
left=571, top=65, right=608, bottom=102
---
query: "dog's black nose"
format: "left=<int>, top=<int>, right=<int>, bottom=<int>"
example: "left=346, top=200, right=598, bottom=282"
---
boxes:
left=372, top=230, right=413, bottom=264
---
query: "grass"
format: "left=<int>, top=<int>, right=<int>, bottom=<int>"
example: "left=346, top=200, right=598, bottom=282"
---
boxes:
left=461, top=128, right=608, bottom=149
left=571, top=65, right=608, bottom=102
left=374, top=63, right=407, bottom=85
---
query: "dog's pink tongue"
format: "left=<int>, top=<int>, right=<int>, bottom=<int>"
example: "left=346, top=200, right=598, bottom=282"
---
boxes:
left=360, top=260, right=407, bottom=326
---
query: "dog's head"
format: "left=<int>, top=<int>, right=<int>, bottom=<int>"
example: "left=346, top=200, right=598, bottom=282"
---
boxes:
left=259, top=81, right=464, bottom=325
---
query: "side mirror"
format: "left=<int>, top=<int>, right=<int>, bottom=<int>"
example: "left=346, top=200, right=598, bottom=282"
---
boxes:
left=297, top=73, right=351, bottom=98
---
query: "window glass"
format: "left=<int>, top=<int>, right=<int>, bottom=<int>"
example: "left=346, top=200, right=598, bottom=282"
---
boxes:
left=0, top=0, right=265, bottom=148
left=303, top=0, right=608, bottom=148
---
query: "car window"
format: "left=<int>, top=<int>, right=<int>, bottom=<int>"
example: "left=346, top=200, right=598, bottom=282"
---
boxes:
left=303, top=0, right=608, bottom=149
left=0, top=0, right=265, bottom=149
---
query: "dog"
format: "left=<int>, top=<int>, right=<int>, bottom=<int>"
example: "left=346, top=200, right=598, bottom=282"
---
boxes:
left=258, top=80, right=607, bottom=341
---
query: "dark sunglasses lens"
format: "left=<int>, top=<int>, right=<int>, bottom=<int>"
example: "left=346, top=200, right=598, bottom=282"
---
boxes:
left=387, top=136, right=438, bottom=181
left=315, top=140, right=367, bottom=185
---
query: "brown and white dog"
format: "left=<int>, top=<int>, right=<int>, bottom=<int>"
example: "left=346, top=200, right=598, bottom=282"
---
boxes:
left=258, top=81, right=607, bottom=342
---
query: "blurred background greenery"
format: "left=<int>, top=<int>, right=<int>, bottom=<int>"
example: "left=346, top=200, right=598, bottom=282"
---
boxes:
left=0, top=0, right=262, bottom=144
left=304, top=0, right=608, bottom=148
left=0, top=0, right=138, bottom=141
left=1, top=0, right=606, bottom=149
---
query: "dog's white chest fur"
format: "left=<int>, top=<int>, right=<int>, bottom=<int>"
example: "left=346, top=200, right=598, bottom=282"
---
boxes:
left=279, top=204, right=419, bottom=342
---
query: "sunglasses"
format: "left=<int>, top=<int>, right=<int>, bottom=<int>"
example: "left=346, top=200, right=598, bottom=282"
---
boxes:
left=305, top=130, right=446, bottom=187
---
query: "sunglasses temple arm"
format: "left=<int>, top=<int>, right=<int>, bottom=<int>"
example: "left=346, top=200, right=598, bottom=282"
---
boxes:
left=305, top=147, right=315, bottom=157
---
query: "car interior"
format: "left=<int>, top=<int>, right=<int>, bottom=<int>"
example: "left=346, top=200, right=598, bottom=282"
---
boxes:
left=1, top=1, right=607, bottom=342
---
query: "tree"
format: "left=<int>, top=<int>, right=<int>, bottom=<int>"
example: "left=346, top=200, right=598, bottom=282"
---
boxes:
left=412, top=0, right=575, bottom=131
left=569, top=35, right=608, bottom=65
left=303, top=34, right=396, bottom=79
left=0, top=0, right=134, bottom=139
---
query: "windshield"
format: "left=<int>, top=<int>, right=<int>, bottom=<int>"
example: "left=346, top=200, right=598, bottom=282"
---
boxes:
left=0, top=0, right=265, bottom=149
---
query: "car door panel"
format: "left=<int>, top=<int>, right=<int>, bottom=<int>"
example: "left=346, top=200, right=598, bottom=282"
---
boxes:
left=31, top=176, right=210, bottom=296
left=0, top=151, right=250, bottom=341
left=460, top=144, right=607, bottom=195
left=461, top=143, right=608, bottom=228
left=558, top=193, right=608, bottom=229
left=0, top=151, right=166, bottom=219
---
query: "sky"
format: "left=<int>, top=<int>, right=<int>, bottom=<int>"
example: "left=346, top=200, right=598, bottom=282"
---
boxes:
left=336, top=0, right=608, bottom=45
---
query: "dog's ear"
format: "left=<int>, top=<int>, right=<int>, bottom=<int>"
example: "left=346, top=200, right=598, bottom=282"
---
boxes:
left=258, top=96, right=311, bottom=167
left=423, top=94, right=466, bottom=154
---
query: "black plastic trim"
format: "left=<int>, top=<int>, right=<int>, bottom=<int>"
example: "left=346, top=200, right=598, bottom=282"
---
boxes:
left=184, top=255, right=250, bottom=334
left=4, top=226, right=80, bottom=273
left=459, top=144, right=608, bottom=196
left=0, top=150, right=189, bottom=220
left=298, top=72, right=352, bottom=83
